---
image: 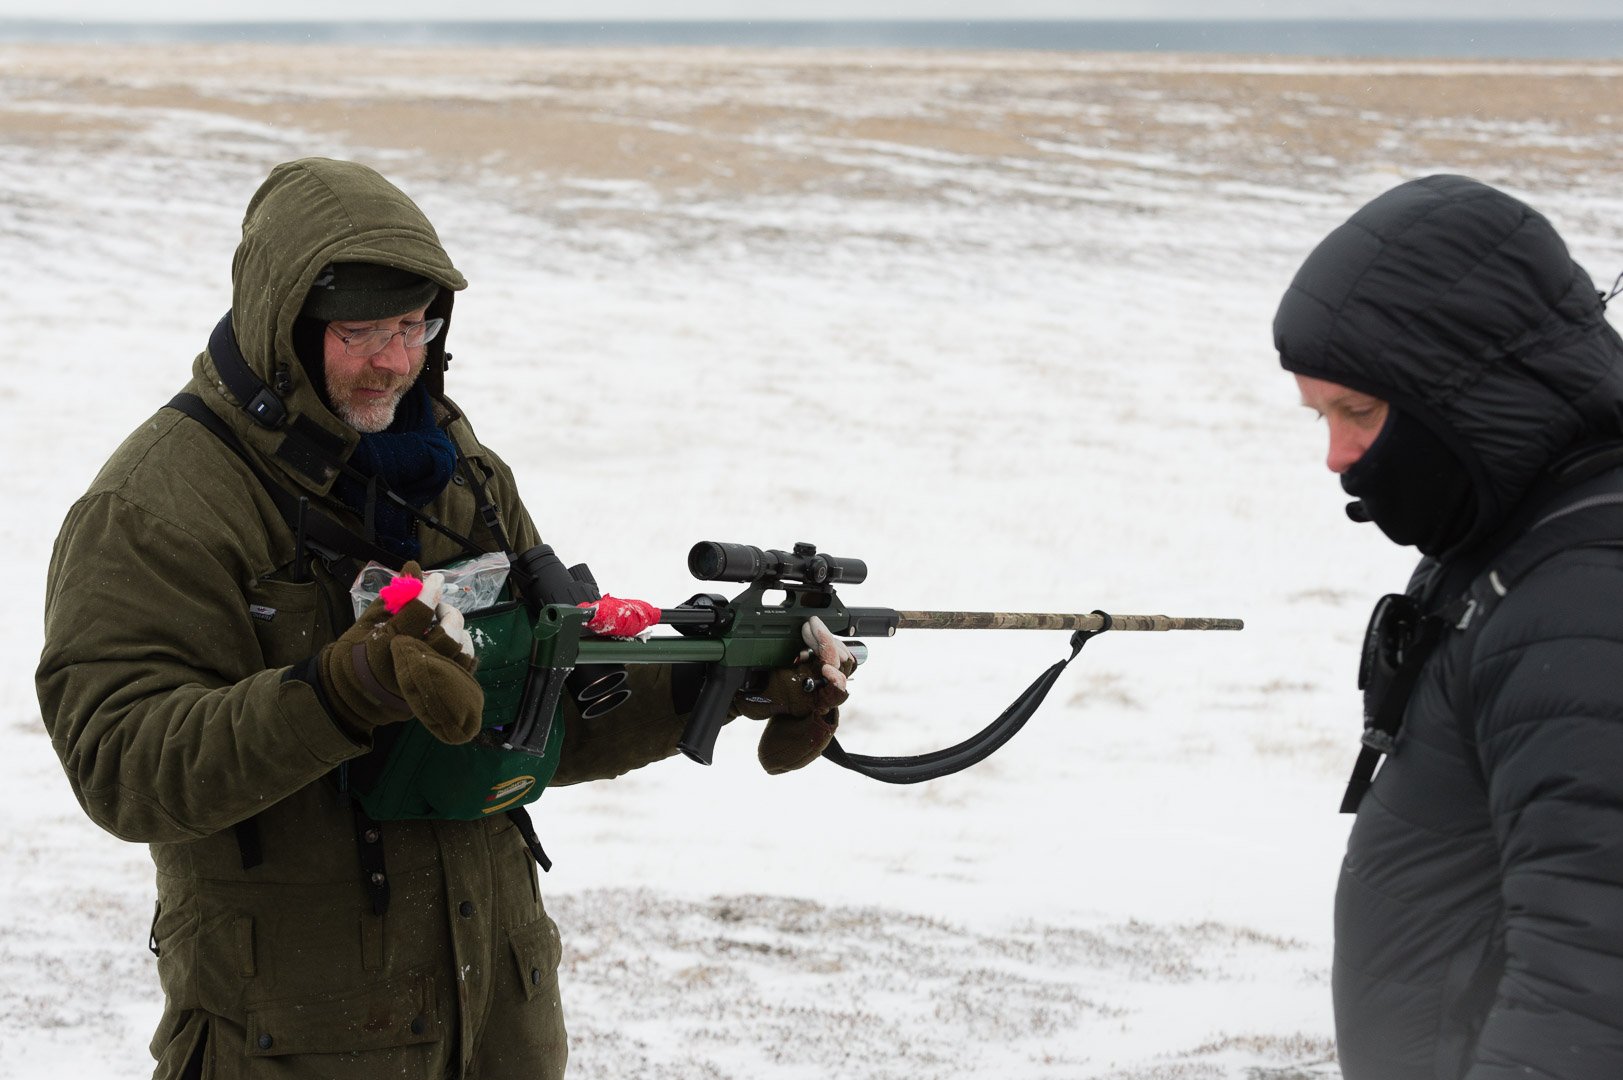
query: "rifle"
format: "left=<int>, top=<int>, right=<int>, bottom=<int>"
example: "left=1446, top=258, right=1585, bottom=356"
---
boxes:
left=501, top=541, right=1242, bottom=783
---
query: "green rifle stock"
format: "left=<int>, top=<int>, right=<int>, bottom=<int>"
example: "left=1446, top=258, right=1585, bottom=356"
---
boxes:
left=499, top=541, right=1242, bottom=768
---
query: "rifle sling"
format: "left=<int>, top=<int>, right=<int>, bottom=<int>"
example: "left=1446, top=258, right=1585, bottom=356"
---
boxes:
left=821, top=617, right=1105, bottom=784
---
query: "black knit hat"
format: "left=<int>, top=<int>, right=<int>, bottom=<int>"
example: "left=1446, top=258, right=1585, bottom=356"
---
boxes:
left=302, top=262, right=440, bottom=322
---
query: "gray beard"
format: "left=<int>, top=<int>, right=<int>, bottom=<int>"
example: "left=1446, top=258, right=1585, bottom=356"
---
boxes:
left=336, top=396, right=401, bottom=433
left=327, top=379, right=411, bottom=433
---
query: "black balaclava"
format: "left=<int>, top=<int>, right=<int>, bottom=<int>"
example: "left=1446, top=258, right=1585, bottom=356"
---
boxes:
left=1277, top=175, right=1623, bottom=561
left=1340, top=406, right=1479, bottom=556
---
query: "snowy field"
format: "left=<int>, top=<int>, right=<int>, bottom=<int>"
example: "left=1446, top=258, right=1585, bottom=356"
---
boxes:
left=4, top=43, right=1623, bottom=1079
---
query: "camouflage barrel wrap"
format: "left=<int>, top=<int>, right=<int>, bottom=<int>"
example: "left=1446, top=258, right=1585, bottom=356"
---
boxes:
left=893, top=610, right=1244, bottom=631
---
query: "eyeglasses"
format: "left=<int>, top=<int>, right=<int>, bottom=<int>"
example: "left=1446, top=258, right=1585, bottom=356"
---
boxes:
left=327, top=318, right=444, bottom=358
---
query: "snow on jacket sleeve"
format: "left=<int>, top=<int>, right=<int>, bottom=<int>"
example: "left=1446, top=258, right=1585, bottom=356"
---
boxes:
left=1466, top=546, right=1623, bottom=1078
left=36, top=481, right=365, bottom=846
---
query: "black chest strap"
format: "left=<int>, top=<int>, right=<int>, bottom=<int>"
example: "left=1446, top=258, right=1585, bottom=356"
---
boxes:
left=167, top=392, right=552, bottom=884
left=1342, top=492, right=1623, bottom=813
left=166, top=392, right=407, bottom=573
left=507, top=806, right=553, bottom=872
left=193, top=311, right=490, bottom=564
left=1342, top=607, right=1445, bottom=813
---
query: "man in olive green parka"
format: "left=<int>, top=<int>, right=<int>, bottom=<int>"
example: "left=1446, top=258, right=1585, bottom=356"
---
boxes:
left=36, top=158, right=851, bottom=1079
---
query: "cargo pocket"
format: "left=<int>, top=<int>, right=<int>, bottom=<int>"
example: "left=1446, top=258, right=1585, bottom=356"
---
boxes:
left=245, top=579, right=320, bottom=670
left=244, top=967, right=440, bottom=1058
left=152, top=1010, right=208, bottom=1080
left=509, top=915, right=563, bottom=1002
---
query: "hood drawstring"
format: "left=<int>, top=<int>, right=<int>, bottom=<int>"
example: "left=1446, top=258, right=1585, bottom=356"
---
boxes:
left=1601, top=269, right=1623, bottom=308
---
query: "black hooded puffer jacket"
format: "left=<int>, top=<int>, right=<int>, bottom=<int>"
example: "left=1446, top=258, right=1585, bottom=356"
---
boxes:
left=1276, top=175, right=1623, bottom=1079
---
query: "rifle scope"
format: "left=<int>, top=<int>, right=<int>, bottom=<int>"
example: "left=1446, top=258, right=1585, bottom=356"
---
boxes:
left=688, top=541, right=867, bottom=586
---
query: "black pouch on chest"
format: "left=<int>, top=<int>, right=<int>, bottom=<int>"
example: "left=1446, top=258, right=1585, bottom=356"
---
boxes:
left=1342, top=592, right=1446, bottom=813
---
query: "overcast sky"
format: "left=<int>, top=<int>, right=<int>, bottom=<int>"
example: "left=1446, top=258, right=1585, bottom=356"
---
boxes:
left=5, top=1, right=1620, bottom=20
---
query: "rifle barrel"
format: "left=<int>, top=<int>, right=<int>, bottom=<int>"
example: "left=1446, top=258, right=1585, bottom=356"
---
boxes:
left=893, top=611, right=1243, bottom=632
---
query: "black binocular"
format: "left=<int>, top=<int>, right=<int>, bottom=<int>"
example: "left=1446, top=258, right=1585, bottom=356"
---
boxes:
left=510, top=544, right=632, bottom=720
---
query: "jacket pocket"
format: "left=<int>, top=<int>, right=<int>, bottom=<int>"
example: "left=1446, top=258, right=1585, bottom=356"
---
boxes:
left=508, top=915, right=563, bottom=1002
left=152, top=1009, right=208, bottom=1080
left=245, top=578, right=321, bottom=670
left=244, top=968, right=440, bottom=1057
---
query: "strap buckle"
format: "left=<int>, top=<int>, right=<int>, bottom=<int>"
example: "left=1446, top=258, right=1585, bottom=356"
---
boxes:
left=1359, top=728, right=1397, bottom=754
left=245, top=387, right=286, bottom=428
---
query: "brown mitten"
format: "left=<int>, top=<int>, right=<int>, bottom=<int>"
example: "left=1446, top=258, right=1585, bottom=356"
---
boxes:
left=746, top=616, right=859, bottom=775
left=317, top=563, right=484, bottom=745
left=756, top=708, right=842, bottom=777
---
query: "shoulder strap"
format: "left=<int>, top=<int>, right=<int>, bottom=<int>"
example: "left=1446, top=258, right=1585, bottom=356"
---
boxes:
left=201, top=315, right=488, bottom=562
left=208, top=311, right=288, bottom=429
left=1441, top=494, right=1623, bottom=635
left=1341, top=607, right=1445, bottom=813
left=507, top=807, right=553, bottom=872
left=208, top=311, right=357, bottom=486
left=451, top=440, right=515, bottom=555
left=1341, top=492, right=1623, bottom=814
left=166, top=392, right=407, bottom=572
left=1490, top=494, right=1623, bottom=591
left=1442, top=492, right=1623, bottom=769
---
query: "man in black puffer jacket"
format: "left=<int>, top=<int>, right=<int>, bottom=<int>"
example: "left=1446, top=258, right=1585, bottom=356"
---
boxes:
left=1276, top=174, right=1623, bottom=1079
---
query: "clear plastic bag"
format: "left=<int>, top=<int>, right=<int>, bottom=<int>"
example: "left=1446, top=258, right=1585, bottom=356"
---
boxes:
left=350, top=551, right=512, bottom=620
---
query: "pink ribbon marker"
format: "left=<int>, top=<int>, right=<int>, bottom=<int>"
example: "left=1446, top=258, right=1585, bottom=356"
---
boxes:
left=379, top=575, right=424, bottom=615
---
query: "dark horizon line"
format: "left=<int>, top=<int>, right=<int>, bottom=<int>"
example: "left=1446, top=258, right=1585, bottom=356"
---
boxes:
left=5, top=15, right=1623, bottom=25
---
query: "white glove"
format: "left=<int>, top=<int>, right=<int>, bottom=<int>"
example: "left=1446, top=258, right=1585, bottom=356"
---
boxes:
left=434, top=601, right=475, bottom=661
left=802, top=615, right=856, bottom=693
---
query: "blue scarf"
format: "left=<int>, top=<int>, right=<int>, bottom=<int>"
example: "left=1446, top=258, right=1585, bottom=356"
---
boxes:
left=332, top=383, right=458, bottom=560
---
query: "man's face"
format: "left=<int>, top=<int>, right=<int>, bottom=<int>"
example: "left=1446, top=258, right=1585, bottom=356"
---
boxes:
left=323, top=306, right=430, bottom=433
left=1295, top=374, right=1390, bottom=474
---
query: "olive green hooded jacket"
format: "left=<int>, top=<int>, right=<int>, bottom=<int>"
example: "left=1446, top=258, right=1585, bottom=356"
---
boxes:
left=37, top=158, right=685, bottom=1079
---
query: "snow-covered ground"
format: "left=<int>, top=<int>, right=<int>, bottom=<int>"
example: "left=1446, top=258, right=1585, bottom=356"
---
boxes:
left=4, top=44, right=1623, bottom=1079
